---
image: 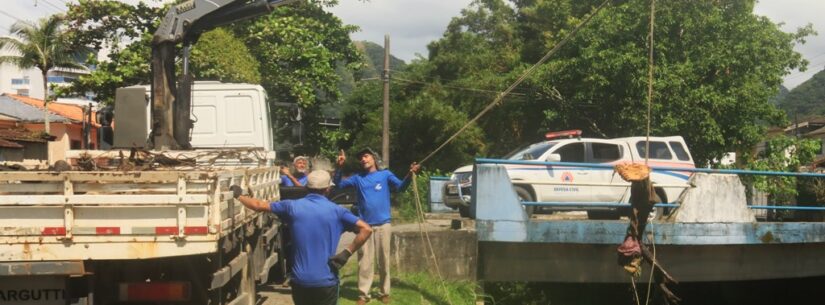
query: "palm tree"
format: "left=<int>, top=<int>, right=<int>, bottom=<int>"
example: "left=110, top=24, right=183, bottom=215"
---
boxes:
left=0, top=15, right=85, bottom=135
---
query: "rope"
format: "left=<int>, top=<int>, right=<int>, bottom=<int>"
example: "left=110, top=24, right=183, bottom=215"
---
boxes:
left=411, top=172, right=454, bottom=305
left=416, top=0, right=613, bottom=166
left=643, top=3, right=657, bottom=304
left=645, top=222, right=657, bottom=305
left=644, top=0, right=656, bottom=166
left=631, top=277, right=642, bottom=305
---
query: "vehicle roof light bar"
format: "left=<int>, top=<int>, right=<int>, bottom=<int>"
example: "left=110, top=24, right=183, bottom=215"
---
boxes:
left=545, top=129, right=582, bottom=140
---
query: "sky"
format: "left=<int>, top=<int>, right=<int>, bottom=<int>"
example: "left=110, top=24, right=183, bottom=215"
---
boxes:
left=1, top=0, right=823, bottom=89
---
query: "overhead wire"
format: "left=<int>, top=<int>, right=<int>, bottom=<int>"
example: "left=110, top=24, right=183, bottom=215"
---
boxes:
left=390, top=69, right=529, bottom=95
left=393, top=76, right=528, bottom=96
left=39, top=0, right=66, bottom=13
left=0, top=10, right=25, bottom=23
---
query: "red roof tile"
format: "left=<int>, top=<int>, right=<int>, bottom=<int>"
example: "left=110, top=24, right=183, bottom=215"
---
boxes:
left=7, top=94, right=100, bottom=127
left=0, top=138, right=24, bottom=148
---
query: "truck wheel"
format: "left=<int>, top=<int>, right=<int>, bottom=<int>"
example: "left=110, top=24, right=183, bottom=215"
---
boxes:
left=513, top=185, right=535, bottom=219
left=458, top=206, right=470, bottom=218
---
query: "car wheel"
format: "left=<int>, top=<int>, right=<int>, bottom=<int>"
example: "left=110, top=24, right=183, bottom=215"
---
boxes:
left=513, top=185, right=535, bottom=219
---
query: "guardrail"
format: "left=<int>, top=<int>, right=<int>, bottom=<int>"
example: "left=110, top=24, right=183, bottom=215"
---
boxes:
left=474, top=158, right=825, bottom=212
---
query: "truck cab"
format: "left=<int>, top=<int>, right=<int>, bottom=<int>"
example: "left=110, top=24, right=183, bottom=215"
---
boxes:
left=113, top=81, right=274, bottom=153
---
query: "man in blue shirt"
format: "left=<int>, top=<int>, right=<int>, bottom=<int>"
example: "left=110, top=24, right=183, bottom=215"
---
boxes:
left=233, top=170, right=372, bottom=305
left=281, top=156, right=310, bottom=186
left=333, top=148, right=420, bottom=304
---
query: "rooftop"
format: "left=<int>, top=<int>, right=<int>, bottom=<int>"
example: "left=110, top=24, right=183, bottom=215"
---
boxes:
left=6, top=94, right=99, bottom=127
left=0, top=95, right=72, bottom=123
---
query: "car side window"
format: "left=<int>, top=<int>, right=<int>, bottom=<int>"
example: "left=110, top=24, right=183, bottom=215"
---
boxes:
left=669, top=141, right=691, bottom=161
left=555, top=143, right=585, bottom=163
left=591, top=143, right=622, bottom=163
left=636, top=141, right=672, bottom=160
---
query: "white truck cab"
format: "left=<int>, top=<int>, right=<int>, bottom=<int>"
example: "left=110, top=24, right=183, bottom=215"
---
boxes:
left=113, top=81, right=274, bottom=152
left=444, top=130, right=696, bottom=219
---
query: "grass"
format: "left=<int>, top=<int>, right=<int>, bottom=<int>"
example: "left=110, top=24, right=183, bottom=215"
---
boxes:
left=335, top=260, right=477, bottom=305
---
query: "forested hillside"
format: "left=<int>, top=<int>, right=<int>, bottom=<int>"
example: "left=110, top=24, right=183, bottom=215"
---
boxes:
left=777, top=69, right=825, bottom=116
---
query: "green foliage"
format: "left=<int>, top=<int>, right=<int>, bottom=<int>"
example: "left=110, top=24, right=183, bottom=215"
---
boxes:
left=352, top=40, right=407, bottom=80
left=343, top=80, right=486, bottom=174
left=776, top=69, right=825, bottom=117
left=62, top=0, right=163, bottom=103
left=741, top=135, right=820, bottom=204
left=337, top=269, right=477, bottom=305
left=233, top=1, right=361, bottom=154
left=190, top=28, right=261, bottom=84
left=392, top=0, right=812, bottom=166
left=394, top=170, right=447, bottom=223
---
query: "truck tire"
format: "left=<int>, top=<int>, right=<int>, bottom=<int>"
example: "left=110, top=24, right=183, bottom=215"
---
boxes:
left=458, top=205, right=470, bottom=218
left=513, top=185, right=535, bottom=219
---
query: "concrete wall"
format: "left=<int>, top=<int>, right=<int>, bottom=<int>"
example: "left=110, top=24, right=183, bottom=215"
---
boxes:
left=391, top=230, right=477, bottom=281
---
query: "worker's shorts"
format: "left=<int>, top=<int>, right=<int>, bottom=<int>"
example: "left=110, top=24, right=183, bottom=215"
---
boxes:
left=291, top=284, right=338, bottom=305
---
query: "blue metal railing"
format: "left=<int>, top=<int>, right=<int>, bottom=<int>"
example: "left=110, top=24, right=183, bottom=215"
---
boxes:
left=475, top=158, right=825, bottom=212
left=475, top=158, right=825, bottom=178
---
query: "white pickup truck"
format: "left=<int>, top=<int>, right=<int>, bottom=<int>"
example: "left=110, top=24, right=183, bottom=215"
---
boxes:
left=443, top=130, right=696, bottom=219
left=0, top=82, right=283, bottom=305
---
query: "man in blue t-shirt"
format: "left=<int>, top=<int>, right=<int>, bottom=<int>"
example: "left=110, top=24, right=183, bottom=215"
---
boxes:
left=280, top=156, right=310, bottom=186
left=333, top=148, right=420, bottom=304
left=233, top=170, right=372, bottom=305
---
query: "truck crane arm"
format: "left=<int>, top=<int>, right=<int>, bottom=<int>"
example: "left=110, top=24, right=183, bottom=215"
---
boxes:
left=150, top=0, right=298, bottom=150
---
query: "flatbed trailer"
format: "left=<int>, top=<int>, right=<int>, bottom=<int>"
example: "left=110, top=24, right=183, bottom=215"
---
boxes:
left=0, top=165, right=282, bottom=305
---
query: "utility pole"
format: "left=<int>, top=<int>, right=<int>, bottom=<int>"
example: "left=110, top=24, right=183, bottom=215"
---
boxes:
left=382, top=34, right=391, bottom=167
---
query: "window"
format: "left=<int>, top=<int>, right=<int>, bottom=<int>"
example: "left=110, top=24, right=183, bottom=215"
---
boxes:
left=555, top=143, right=585, bottom=163
left=591, top=143, right=622, bottom=163
left=505, top=142, right=556, bottom=161
left=669, top=141, right=691, bottom=161
left=636, top=141, right=672, bottom=160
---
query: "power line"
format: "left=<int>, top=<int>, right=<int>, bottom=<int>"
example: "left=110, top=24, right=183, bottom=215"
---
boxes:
left=0, top=9, right=24, bottom=23
left=393, top=76, right=527, bottom=96
left=785, top=61, right=825, bottom=81
left=39, top=0, right=66, bottom=13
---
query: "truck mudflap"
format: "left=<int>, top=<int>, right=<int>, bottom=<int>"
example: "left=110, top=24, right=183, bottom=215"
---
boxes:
left=0, top=261, right=84, bottom=276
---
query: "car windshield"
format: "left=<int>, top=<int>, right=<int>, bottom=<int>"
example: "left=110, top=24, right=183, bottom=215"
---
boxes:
left=504, top=142, right=556, bottom=160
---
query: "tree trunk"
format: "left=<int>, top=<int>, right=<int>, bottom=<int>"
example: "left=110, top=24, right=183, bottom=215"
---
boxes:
left=42, top=71, right=49, bottom=134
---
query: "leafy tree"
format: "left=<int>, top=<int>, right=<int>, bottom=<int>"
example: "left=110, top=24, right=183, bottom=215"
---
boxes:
left=352, top=40, right=407, bottom=79
left=741, top=135, right=820, bottom=204
left=62, top=0, right=162, bottom=104
left=189, top=28, right=261, bottom=84
left=0, top=15, right=86, bottom=134
left=405, top=0, right=812, bottom=165
left=342, top=77, right=487, bottom=174
left=233, top=1, right=361, bottom=155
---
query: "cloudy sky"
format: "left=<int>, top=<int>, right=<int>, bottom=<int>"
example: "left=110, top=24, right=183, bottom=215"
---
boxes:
left=1, top=0, right=823, bottom=88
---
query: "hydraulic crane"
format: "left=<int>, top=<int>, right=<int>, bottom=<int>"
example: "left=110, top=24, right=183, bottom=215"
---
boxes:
left=149, top=0, right=298, bottom=150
